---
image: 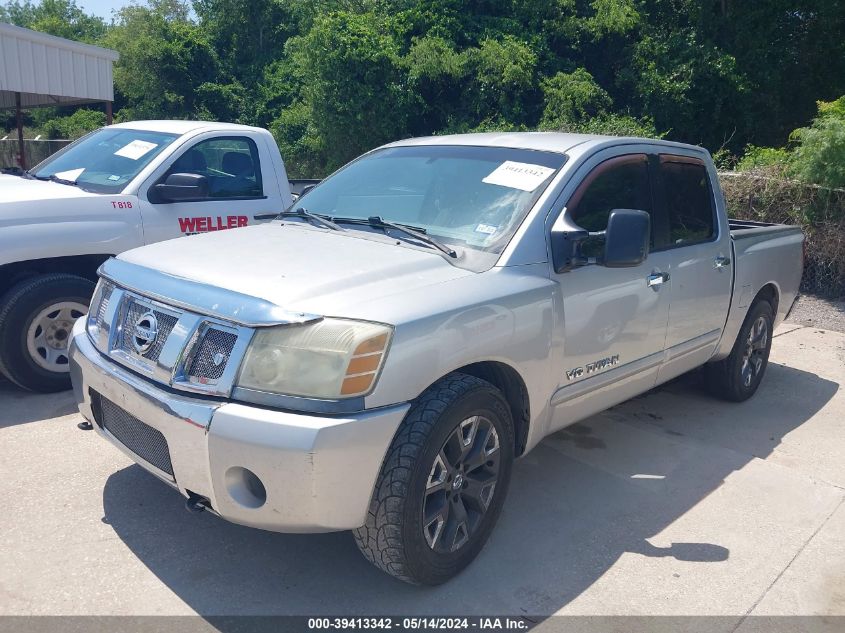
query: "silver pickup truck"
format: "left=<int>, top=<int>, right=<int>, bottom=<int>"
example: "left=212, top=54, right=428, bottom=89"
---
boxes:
left=69, top=133, right=803, bottom=585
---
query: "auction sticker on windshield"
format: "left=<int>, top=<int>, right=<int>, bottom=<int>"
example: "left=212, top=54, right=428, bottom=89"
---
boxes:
left=53, top=168, right=85, bottom=181
left=114, top=140, right=158, bottom=160
left=482, top=161, right=555, bottom=191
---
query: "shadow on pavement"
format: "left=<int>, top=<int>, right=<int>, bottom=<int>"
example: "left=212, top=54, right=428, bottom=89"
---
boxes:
left=91, top=362, right=835, bottom=617
left=0, top=377, right=77, bottom=429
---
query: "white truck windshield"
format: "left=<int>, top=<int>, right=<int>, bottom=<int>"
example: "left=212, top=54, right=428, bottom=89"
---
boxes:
left=293, top=145, right=566, bottom=254
left=30, top=128, right=179, bottom=194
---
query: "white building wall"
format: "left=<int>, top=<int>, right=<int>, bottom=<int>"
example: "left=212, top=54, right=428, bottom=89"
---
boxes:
left=0, top=22, right=119, bottom=109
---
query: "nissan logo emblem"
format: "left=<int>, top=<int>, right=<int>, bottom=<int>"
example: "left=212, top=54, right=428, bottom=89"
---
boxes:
left=132, top=311, right=159, bottom=354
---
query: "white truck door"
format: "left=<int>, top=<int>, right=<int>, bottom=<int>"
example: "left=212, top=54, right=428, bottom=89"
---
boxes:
left=654, top=154, right=733, bottom=383
left=137, top=133, right=281, bottom=244
left=549, top=151, right=673, bottom=430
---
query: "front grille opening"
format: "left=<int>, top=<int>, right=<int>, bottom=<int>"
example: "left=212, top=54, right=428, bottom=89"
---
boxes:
left=91, top=392, right=174, bottom=476
left=187, top=327, right=238, bottom=384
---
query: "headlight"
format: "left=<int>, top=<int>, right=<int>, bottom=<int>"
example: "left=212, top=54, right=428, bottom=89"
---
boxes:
left=236, top=318, right=393, bottom=399
left=86, top=279, right=114, bottom=342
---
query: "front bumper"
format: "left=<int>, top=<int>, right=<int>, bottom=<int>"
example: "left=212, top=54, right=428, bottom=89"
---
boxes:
left=69, top=318, right=410, bottom=532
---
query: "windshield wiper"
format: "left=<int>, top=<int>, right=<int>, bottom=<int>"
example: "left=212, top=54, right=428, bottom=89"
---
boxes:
left=48, top=174, right=78, bottom=187
left=332, top=215, right=457, bottom=258
left=278, top=208, right=343, bottom=231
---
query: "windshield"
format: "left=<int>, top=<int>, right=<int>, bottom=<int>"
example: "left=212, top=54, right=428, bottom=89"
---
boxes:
left=31, top=128, right=180, bottom=193
left=292, top=145, right=566, bottom=254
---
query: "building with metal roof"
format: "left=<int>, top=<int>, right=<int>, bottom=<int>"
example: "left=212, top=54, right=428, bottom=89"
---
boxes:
left=0, top=22, right=119, bottom=168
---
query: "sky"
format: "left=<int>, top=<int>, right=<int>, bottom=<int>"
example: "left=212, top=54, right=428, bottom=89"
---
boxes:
left=76, top=0, right=131, bottom=19
left=74, top=0, right=196, bottom=21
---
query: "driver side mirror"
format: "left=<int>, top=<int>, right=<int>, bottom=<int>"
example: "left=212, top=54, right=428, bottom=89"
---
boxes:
left=603, top=209, right=650, bottom=268
left=551, top=208, right=650, bottom=272
left=151, top=173, right=209, bottom=202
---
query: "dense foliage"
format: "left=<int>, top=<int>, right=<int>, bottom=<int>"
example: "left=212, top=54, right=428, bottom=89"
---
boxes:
left=3, top=0, right=845, bottom=178
left=732, top=97, right=845, bottom=190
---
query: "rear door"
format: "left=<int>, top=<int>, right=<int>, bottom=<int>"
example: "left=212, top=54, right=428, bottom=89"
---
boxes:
left=137, top=133, right=280, bottom=244
left=653, top=154, right=732, bottom=382
left=548, top=149, right=674, bottom=430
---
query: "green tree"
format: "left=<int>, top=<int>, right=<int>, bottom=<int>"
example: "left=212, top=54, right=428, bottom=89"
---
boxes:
left=467, top=35, right=538, bottom=124
left=277, top=11, right=410, bottom=172
left=40, top=108, right=105, bottom=139
left=402, top=36, right=468, bottom=134
left=103, top=2, right=227, bottom=121
left=0, top=0, right=107, bottom=42
left=539, top=68, right=611, bottom=130
left=790, top=97, right=845, bottom=189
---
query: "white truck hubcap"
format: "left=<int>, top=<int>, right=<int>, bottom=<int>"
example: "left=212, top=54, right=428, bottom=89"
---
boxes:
left=26, top=301, right=87, bottom=372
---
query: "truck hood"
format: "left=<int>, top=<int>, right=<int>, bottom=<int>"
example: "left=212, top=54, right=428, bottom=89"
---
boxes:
left=117, top=223, right=474, bottom=317
left=0, top=173, right=101, bottom=203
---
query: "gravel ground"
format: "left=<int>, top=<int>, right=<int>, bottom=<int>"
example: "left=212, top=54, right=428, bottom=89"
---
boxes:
left=786, top=294, right=845, bottom=333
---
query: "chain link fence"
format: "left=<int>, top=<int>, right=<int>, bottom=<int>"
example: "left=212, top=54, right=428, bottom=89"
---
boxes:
left=0, top=138, right=71, bottom=170
left=720, top=170, right=845, bottom=299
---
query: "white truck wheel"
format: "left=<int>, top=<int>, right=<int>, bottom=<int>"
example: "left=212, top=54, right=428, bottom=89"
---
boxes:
left=0, top=274, right=94, bottom=393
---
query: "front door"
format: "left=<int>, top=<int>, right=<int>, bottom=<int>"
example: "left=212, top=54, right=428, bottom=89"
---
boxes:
left=548, top=150, right=672, bottom=430
left=137, top=134, right=276, bottom=244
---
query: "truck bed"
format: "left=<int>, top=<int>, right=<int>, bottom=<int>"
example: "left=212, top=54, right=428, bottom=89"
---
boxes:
left=715, top=217, right=804, bottom=360
left=729, top=218, right=802, bottom=240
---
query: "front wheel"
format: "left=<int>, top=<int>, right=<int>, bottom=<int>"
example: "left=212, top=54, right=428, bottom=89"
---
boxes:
left=354, top=373, right=514, bottom=585
left=0, top=274, right=94, bottom=392
left=705, top=299, right=774, bottom=402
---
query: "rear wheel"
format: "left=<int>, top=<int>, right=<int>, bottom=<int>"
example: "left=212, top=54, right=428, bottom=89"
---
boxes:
left=354, top=372, right=514, bottom=585
left=705, top=300, right=774, bottom=402
left=0, top=274, right=93, bottom=392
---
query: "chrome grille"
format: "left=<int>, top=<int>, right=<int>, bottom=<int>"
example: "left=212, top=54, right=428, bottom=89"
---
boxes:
left=187, top=327, right=238, bottom=383
left=117, top=300, right=178, bottom=362
left=95, top=281, right=114, bottom=327
left=93, top=392, right=173, bottom=476
left=95, top=284, right=252, bottom=396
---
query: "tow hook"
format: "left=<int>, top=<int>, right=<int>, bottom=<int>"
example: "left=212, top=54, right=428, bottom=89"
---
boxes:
left=185, top=491, right=211, bottom=514
left=77, top=420, right=93, bottom=431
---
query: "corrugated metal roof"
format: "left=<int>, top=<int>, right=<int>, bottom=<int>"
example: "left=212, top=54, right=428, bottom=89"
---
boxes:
left=0, top=22, right=119, bottom=109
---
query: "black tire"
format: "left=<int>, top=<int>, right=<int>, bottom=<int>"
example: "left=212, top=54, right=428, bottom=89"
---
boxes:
left=705, top=300, right=774, bottom=402
left=0, top=274, right=94, bottom=393
left=354, top=372, right=515, bottom=585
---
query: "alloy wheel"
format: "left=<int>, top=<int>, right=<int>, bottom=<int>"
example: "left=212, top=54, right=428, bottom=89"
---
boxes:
left=422, top=415, right=501, bottom=553
left=740, top=316, right=769, bottom=387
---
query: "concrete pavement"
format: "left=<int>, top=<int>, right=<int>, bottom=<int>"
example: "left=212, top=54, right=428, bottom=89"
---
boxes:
left=0, top=324, right=843, bottom=617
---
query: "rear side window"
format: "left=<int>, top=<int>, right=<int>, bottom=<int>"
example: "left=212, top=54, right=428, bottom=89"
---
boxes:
left=660, top=157, right=715, bottom=246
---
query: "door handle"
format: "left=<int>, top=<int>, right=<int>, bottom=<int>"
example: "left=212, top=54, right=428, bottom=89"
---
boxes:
left=253, top=212, right=279, bottom=220
left=647, top=272, right=669, bottom=287
left=714, top=256, right=731, bottom=269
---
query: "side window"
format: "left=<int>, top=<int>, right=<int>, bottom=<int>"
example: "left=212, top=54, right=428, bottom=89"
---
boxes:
left=166, top=136, right=263, bottom=199
left=660, top=157, right=715, bottom=246
left=567, top=155, right=654, bottom=254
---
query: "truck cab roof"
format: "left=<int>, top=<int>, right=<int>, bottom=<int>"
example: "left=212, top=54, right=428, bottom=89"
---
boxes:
left=386, top=132, right=709, bottom=159
left=107, top=120, right=267, bottom=135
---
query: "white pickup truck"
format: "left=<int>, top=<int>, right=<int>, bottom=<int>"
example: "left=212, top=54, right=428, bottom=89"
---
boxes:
left=0, top=120, right=306, bottom=392
left=70, top=132, right=804, bottom=585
